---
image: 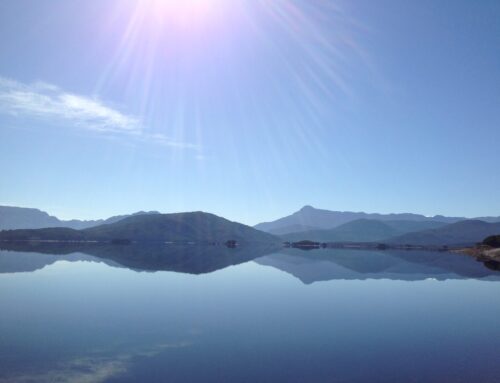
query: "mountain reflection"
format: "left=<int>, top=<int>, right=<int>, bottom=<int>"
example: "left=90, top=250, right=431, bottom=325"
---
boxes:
left=0, top=242, right=280, bottom=274
left=256, top=248, right=500, bottom=283
left=0, top=243, right=498, bottom=281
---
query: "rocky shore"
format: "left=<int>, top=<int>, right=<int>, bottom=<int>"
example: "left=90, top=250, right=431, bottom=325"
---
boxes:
left=455, top=246, right=500, bottom=270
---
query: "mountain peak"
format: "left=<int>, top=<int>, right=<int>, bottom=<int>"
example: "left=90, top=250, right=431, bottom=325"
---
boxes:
left=131, top=211, right=160, bottom=216
left=300, top=205, right=315, bottom=212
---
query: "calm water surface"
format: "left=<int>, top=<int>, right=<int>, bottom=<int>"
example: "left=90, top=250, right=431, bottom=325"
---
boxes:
left=0, top=246, right=499, bottom=383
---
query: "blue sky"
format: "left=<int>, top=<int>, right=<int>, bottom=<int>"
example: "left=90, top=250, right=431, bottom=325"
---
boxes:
left=0, top=0, right=499, bottom=224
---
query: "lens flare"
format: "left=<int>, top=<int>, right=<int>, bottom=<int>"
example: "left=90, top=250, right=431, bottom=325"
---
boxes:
left=93, top=0, right=363, bottom=178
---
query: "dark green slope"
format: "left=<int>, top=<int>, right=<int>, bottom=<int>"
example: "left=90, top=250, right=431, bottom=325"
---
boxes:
left=0, top=212, right=279, bottom=244
left=0, top=227, right=86, bottom=241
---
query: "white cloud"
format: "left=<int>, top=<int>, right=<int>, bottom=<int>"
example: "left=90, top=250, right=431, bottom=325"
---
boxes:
left=0, top=77, right=197, bottom=150
left=59, top=94, right=139, bottom=132
left=0, top=77, right=138, bottom=132
left=144, top=132, right=200, bottom=149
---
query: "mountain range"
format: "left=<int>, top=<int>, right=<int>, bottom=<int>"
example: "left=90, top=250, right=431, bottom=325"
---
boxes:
left=387, top=220, right=500, bottom=246
left=279, top=218, right=500, bottom=247
left=255, top=205, right=500, bottom=234
left=0, top=211, right=278, bottom=244
left=1, top=205, right=500, bottom=247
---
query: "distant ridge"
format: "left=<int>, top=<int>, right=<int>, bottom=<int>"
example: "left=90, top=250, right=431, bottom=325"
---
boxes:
left=255, top=205, right=500, bottom=235
left=0, top=206, right=159, bottom=230
left=267, top=224, right=321, bottom=236
left=279, top=218, right=500, bottom=247
left=387, top=220, right=500, bottom=246
left=280, top=219, right=448, bottom=243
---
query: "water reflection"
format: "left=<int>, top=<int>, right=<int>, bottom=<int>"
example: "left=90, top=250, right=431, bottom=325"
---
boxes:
left=0, top=340, right=194, bottom=383
left=0, top=242, right=280, bottom=274
left=0, top=245, right=499, bottom=383
left=0, top=243, right=497, bottom=281
left=256, top=248, right=500, bottom=283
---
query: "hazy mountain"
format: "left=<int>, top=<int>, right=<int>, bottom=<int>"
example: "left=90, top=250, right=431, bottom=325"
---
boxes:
left=267, top=224, right=320, bottom=236
left=0, top=205, right=159, bottom=230
left=0, top=211, right=279, bottom=244
left=280, top=218, right=500, bottom=247
left=255, top=205, right=500, bottom=234
left=387, top=220, right=500, bottom=246
left=382, top=220, right=450, bottom=233
left=282, top=219, right=399, bottom=242
left=0, top=206, right=61, bottom=230
left=281, top=219, right=448, bottom=243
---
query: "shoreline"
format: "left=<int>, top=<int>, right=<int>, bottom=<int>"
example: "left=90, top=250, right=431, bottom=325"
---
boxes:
left=454, top=247, right=500, bottom=262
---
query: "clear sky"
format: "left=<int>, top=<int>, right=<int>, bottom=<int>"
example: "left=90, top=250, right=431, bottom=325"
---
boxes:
left=0, top=0, right=499, bottom=224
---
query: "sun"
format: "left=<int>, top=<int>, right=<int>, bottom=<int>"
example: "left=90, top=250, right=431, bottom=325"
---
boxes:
left=147, top=0, right=210, bottom=12
left=141, top=0, right=224, bottom=25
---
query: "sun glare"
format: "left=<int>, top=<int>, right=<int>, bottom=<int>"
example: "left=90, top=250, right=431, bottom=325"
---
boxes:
left=141, top=0, right=225, bottom=26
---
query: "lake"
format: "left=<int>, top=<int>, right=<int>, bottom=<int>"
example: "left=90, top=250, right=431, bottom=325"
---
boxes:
left=0, top=245, right=499, bottom=383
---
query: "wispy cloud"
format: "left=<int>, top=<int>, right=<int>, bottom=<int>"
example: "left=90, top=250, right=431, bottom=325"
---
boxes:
left=0, top=77, right=139, bottom=132
left=0, top=77, right=197, bottom=149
